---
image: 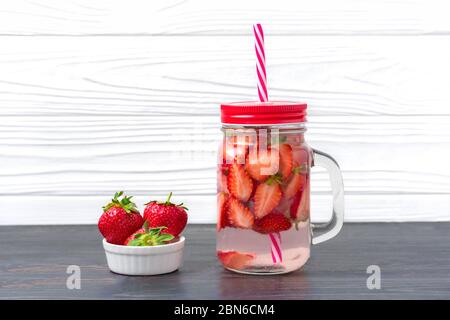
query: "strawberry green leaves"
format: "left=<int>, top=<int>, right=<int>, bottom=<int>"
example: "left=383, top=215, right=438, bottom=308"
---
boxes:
left=102, top=191, right=139, bottom=214
left=127, top=222, right=175, bottom=246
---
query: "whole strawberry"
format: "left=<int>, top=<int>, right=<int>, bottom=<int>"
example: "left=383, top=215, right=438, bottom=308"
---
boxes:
left=143, top=192, right=188, bottom=237
left=253, top=211, right=292, bottom=234
left=98, top=191, right=143, bottom=245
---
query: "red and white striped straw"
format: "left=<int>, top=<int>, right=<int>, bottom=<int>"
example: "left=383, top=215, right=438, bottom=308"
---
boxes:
left=253, top=24, right=268, bottom=102
left=253, top=23, right=282, bottom=264
left=269, top=232, right=283, bottom=263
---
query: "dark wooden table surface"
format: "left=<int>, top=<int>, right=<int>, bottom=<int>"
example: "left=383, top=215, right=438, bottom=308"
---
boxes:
left=1, top=223, right=449, bottom=299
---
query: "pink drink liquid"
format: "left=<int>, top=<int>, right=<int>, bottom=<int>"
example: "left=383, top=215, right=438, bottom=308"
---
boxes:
left=217, top=130, right=312, bottom=274
left=217, top=221, right=310, bottom=274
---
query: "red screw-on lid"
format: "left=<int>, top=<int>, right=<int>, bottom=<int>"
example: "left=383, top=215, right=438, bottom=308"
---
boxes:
left=220, top=101, right=307, bottom=125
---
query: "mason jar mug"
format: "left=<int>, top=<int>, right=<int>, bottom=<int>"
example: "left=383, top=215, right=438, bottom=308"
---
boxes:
left=216, top=101, right=344, bottom=275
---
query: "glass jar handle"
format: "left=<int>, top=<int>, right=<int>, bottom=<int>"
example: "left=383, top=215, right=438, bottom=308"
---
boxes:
left=311, top=149, right=345, bottom=245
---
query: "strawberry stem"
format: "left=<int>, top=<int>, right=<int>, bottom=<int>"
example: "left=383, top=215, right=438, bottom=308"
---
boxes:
left=165, top=192, right=173, bottom=205
left=145, top=192, right=189, bottom=210
left=266, top=173, right=282, bottom=185
left=292, top=163, right=308, bottom=175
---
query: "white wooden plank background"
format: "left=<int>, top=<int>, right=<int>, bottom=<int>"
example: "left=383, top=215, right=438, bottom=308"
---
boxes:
left=0, top=0, right=449, bottom=35
left=0, top=1, right=450, bottom=224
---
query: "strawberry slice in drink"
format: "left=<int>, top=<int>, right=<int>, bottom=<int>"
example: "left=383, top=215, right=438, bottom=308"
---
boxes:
left=222, top=134, right=250, bottom=165
left=217, top=164, right=230, bottom=193
left=277, top=143, right=294, bottom=181
left=217, top=250, right=255, bottom=270
left=285, top=134, right=302, bottom=146
left=227, top=197, right=254, bottom=229
left=283, top=162, right=307, bottom=199
left=290, top=178, right=310, bottom=226
left=245, top=148, right=279, bottom=182
left=253, top=211, right=292, bottom=234
left=217, top=192, right=229, bottom=231
left=277, top=196, right=293, bottom=217
left=292, top=145, right=311, bottom=172
left=253, top=175, right=282, bottom=219
left=227, top=163, right=253, bottom=202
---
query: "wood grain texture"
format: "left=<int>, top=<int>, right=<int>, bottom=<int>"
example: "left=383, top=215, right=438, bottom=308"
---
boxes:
left=1, top=36, right=450, bottom=116
left=2, top=115, right=450, bottom=196
left=0, top=0, right=448, bottom=36
left=1, top=36, right=449, bottom=208
left=1, top=224, right=450, bottom=299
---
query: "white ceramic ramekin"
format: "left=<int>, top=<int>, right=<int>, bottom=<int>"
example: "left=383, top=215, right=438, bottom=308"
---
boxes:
left=102, top=237, right=185, bottom=276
